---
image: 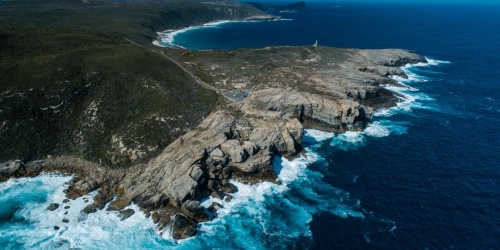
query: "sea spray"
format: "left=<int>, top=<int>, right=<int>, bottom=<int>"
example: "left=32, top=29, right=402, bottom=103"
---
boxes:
left=175, top=129, right=365, bottom=249
left=0, top=61, right=440, bottom=248
left=377, top=57, right=451, bottom=116
left=0, top=174, right=170, bottom=249
left=329, top=59, right=449, bottom=151
left=0, top=57, right=452, bottom=249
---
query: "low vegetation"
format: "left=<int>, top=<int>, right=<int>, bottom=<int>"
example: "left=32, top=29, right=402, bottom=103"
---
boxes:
left=0, top=0, right=265, bottom=166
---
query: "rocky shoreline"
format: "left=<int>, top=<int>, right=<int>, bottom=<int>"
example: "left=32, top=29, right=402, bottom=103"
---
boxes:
left=1, top=46, right=426, bottom=239
left=0, top=0, right=427, bottom=241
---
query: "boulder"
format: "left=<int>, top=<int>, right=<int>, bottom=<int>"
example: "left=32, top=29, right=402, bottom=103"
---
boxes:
left=189, top=164, right=206, bottom=183
left=118, top=208, right=135, bottom=221
left=182, top=200, right=208, bottom=222
left=47, top=203, right=59, bottom=211
left=210, top=148, right=225, bottom=161
left=171, top=214, right=198, bottom=239
left=67, top=179, right=99, bottom=199
left=221, top=183, right=237, bottom=193
left=82, top=205, right=97, bottom=214
left=242, top=141, right=258, bottom=156
left=207, top=202, right=223, bottom=213
left=224, top=194, right=233, bottom=202
left=0, top=160, right=26, bottom=177
left=206, top=179, right=218, bottom=192
left=182, top=200, right=203, bottom=212
left=166, top=175, right=199, bottom=206
left=221, top=166, right=232, bottom=179
left=151, top=209, right=173, bottom=231
left=106, top=197, right=130, bottom=211
left=220, top=140, right=248, bottom=163
left=232, top=151, right=272, bottom=173
left=205, top=156, right=215, bottom=167
left=211, top=191, right=224, bottom=200
left=219, top=156, right=229, bottom=167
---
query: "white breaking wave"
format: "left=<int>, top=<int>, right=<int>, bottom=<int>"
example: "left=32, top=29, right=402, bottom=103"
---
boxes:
left=376, top=56, right=450, bottom=117
left=364, top=122, right=390, bottom=137
left=426, top=58, right=451, bottom=66
left=0, top=174, right=170, bottom=249
left=0, top=141, right=363, bottom=249
left=330, top=56, right=450, bottom=151
left=330, top=131, right=366, bottom=150
left=185, top=132, right=364, bottom=249
left=303, top=129, right=335, bottom=143
left=328, top=119, right=411, bottom=151
left=0, top=55, right=450, bottom=249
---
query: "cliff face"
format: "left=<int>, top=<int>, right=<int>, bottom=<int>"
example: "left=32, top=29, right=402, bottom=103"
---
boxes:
left=0, top=0, right=427, bottom=241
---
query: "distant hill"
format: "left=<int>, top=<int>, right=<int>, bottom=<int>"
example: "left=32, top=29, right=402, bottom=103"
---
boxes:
left=246, top=1, right=307, bottom=13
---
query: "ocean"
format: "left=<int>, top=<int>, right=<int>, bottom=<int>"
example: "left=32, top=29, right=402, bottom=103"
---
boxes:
left=1, top=2, right=499, bottom=249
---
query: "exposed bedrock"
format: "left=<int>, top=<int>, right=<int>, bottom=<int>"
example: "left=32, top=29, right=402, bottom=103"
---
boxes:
left=97, top=110, right=303, bottom=238
left=0, top=48, right=426, bottom=240
left=117, top=110, right=301, bottom=203
left=242, top=88, right=373, bottom=132
left=110, top=83, right=381, bottom=237
left=98, top=49, right=425, bottom=238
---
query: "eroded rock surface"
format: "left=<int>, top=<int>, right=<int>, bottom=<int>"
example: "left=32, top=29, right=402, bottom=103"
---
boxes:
left=1, top=47, right=426, bottom=239
left=117, top=48, right=424, bottom=239
left=175, top=46, right=425, bottom=130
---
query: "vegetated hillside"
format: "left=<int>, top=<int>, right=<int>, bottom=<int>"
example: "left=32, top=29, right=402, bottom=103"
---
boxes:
left=0, top=0, right=266, bottom=166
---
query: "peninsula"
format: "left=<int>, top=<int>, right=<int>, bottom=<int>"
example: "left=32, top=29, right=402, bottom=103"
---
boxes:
left=0, top=0, right=426, bottom=239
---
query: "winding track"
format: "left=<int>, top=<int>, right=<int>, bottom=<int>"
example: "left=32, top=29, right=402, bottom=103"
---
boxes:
left=125, top=39, right=227, bottom=97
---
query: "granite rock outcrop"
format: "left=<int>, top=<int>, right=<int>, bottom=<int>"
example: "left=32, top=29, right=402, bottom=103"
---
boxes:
left=0, top=0, right=428, bottom=241
left=0, top=47, right=426, bottom=239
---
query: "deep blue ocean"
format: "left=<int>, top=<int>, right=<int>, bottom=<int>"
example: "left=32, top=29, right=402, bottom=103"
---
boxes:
left=1, top=2, right=499, bottom=249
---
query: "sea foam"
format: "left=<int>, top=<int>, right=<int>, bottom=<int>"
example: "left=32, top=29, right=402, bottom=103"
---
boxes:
left=179, top=131, right=365, bottom=249
left=0, top=174, right=170, bottom=249
left=302, top=129, right=335, bottom=143
left=376, top=57, right=450, bottom=117
left=328, top=57, right=449, bottom=152
left=0, top=56, right=451, bottom=249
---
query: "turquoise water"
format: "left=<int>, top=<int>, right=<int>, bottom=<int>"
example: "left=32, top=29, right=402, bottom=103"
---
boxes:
left=2, top=2, right=500, bottom=249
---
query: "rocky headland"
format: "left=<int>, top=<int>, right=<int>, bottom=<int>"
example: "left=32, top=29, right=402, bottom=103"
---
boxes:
left=0, top=0, right=426, bottom=240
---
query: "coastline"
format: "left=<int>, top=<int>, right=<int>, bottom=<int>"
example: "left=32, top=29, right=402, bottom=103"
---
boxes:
left=3, top=0, right=498, bottom=248
left=0, top=50, right=449, bottom=247
left=1, top=1, right=441, bottom=242
left=153, top=16, right=291, bottom=49
left=380, top=57, right=451, bottom=115
left=0, top=49, right=431, bottom=241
